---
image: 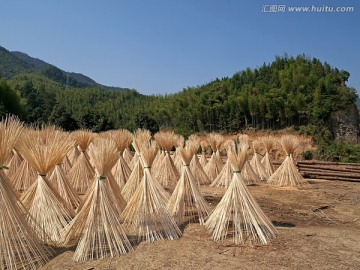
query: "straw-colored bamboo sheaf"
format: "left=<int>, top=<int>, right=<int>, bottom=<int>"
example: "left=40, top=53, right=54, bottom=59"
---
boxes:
left=205, top=150, right=277, bottom=245
left=268, top=135, right=308, bottom=186
left=121, top=151, right=144, bottom=202
left=211, top=140, right=236, bottom=188
left=260, top=136, right=275, bottom=176
left=0, top=116, right=54, bottom=269
left=238, top=141, right=261, bottom=185
left=121, top=139, right=181, bottom=243
left=199, top=139, right=208, bottom=167
left=123, top=147, right=133, bottom=165
left=151, top=149, right=164, bottom=175
left=60, top=138, right=132, bottom=262
left=68, top=130, right=95, bottom=193
left=187, top=136, right=210, bottom=185
left=167, top=143, right=210, bottom=225
left=67, top=145, right=81, bottom=166
left=104, top=129, right=133, bottom=189
left=250, top=141, right=270, bottom=181
left=153, top=131, right=180, bottom=189
left=172, top=134, right=185, bottom=173
left=48, top=164, right=81, bottom=209
left=204, top=133, right=224, bottom=182
left=4, top=148, right=23, bottom=178
left=10, top=156, right=38, bottom=193
left=18, top=127, right=76, bottom=244
left=61, top=154, right=72, bottom=173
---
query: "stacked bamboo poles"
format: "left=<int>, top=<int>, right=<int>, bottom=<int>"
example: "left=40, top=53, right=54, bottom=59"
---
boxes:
left=211, top=140, right=236, bottom=188
left=18, top=127, right=75, bottom=244
left=60, top=138, right=132, bottom=262
left=189, top=136, right=211, bottom=186
left=199, top=139, right=208, bottom=167
left=167, top=141, right=210, bottom=225
left=48, top=163, right=81, bottom=209
left=268, top=135, right=308, bottom=186
left=10, top=156, right=38, bottom=193
left=239, top=139, right=261, bottom=185
left=153, top=131, right=180, bottom=189
left=121, top=138, right=181, bottom=243
left=261, top=136, right=275, bottom=176
left=121, top=129, right=149, bottom=202
left=105, top=129, right=133, bottom=189
left=250, top=140, right=270, bottom=181
left=205, top=150, right=276, bottom=245
left=204, top=133, right=224, bottom=182
left=68, top=130, right=95, bottom=193
left=0, top=116, right=53, bottom=270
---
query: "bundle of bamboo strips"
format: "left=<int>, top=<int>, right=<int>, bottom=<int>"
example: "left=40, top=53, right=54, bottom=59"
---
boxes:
left=60, top=138, right=132, bottom=262
left=104, top=129, right=133, bottom=189
left=204, top=133, right=224, bottom=182
left=67, top=145, right=80, bottom=166
left=261, top=136, right=275, bottom=176
left=250, top=140, right=270, bottom=181
left=167, top=141, right=210, bottom=225
left=239, top=141, right=261, bottom=185
left=268, top=135, right=308, bottom=186
left=10, top=156, right=38, bottom=193
left=0, top=116, right=54, bottom=270
left=4, top=148, right=23, bottom=178
left=123, top=147, right=133, bottom=165
left=199, top=139, right=208, bottom=167
left=172, top=134, right=185, bottom=173
left=205, top=150, right=276, bottom=244
left=68, top=130, right=95, bottom=193
left=153, top=131, right=180, bottom=189
left=211, top=140, right=236, bottom=188
left=188, top=136, right=211, bottom=186
left=18, top=127, right=75, bottom=244
left=121, top=138, right=181, bottom=242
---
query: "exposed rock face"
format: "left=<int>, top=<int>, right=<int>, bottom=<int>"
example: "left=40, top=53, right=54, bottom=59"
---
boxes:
left=330, top=104, right=360, bottom=143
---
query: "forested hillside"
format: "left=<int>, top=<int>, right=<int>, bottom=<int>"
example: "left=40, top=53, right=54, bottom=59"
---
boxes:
left=0, top=49, right=358, bottom=143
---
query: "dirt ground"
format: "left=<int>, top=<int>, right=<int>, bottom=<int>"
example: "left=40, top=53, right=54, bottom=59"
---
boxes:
left=40, top=179, right=360, bottom=270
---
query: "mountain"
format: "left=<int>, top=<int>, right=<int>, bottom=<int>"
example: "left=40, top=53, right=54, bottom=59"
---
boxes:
left=0, top=45, right=129, bottom=91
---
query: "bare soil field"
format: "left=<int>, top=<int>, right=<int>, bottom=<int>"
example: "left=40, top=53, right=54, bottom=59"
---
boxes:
left=40, top=179, right=360, bottom=270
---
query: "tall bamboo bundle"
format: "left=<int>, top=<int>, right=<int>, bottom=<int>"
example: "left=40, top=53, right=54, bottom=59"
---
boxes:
left=60, top=138, right=132, bottom=262
left=0, top=116, right=54, bottom=270
left=151, top=149, right=164, bottom=175
left=268, top=135, right=308, bottom=186
left=189, top=138, right=211, bottom=186
left=67, top=145, right=81, bottom=166
left=199, top=139, right=208, bottom=167
left=204, top=133, right=224, bottom=182
left=61, top=154, right=72, bottom=173
left=4, top=148, right=23, bottom=178
left=167, top=143, right=210, bottom=225
left=250, top=141, right=270, bottom=181
left=211, top=140, right=236, bottom=188
left=48, top=164, right=81, bottom=209
left=129, top=129, right=151, bottom=169
left=153, top=131, right=180, bottom=189
left=10, top=156, right=38, bottom=193
left=104, top=129, right=133, bottom=189
left=123, top=147, right=133, bottom=165
left=172, top=134, right=185, bottom=173
left=205, top=150, right=276, bottom=245
left=261, top=136, right=275, bottom=176
left=121, top=139, right=181, bottom=243
left=18, top=127, right=75, bottom=244
left=239, top=141, right=261, bottom=185
left=68, top=130, right=95, bottom=193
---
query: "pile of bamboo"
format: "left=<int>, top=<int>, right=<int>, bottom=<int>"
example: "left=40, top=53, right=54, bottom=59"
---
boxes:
left=297, top=160, right=360, bottom=182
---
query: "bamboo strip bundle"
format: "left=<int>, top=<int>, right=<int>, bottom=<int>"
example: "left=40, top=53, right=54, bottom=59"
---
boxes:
left=121, top=139, right=181, bottom=243
left=104, top=130, right=133, bottom=189
left=199, top=139, right=208, bottom=167
left=68, top=130, right=95, bottom=193
left=123, top=147, right=133, bottom=165
left=151, top=149, right=164, bottom=175
left=121, top=151, right=144, bottom=202
left=189, top=138, right=211, bottom=186
left=238, top=141, right=260, bottom=185
left=48, top=164, right=81, bottom=209
left=250, top=141, right=270, bottom=181
left=204, top=133, right=224, bottom=182
left=0, top=116, right=54, bottom=270
left=60, top=138, right=132, bottom=262
left=268, top=135, right=308, bottom=186
left=4, top=148, right=23, bottom=178
left=167, top=143, right=210, bottom=225
left=10, top=157, right=38, bottom=193
left=205, top=150, right=276, bottom=245
left=129, top=129, right=151, bottom=169
left=67, top=145, right=81, bottom=166
left=261, top=136, right=275, bottom=176
left=211, top=140, right=236, bottom=188
left=61, top=154, right=72, bottom=173
left=172, top=134, right=185, bottom=173
left=18, top=127, right=75, bottom=244
left=153, top=131, right=180, bottom=189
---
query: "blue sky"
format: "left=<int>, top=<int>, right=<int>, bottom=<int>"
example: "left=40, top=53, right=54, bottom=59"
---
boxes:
left=1, top=0, right=359, bottom=95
